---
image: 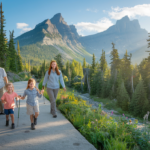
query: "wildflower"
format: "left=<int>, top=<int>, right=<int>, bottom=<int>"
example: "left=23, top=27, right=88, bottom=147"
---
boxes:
left=95, top=119, right=98, bottom=122
left=111, top=111, right=113, bottom=115
left=123, top=114, right=124, bottom=116
left=129, top=120, right=132, bottom=123
left=126, top=117, right=128, bottom=119
left=109, top=117, right=113, bottom=120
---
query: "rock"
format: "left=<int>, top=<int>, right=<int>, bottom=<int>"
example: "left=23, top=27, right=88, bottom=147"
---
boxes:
left=7, top=71, right=22, bottom=83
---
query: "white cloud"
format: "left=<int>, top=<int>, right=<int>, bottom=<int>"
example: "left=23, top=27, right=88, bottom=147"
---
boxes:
left=16, top=23, right=32, bottom=33
left=75, top=18, right=113, bottom=35
left=108, top=4, right=150, bottom=20
left=17, top=23, right=28, bottom=29
left=86, top=8, right=98, bottom=13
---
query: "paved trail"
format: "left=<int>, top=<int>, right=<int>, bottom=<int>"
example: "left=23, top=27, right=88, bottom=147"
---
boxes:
left=0, top=81, right=96, bottom=150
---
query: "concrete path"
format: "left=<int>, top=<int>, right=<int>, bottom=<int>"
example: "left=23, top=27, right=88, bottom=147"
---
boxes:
left=0, top=81, right=96, bottom=150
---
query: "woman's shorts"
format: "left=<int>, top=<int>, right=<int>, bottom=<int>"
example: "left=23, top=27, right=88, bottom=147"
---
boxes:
left=26, top=103, right=39, bottom=115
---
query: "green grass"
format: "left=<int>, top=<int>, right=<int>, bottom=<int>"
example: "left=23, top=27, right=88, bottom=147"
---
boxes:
left=91, top=96, right=144, bottom=123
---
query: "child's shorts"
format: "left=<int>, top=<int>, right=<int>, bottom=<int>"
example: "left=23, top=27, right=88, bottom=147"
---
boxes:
left=26, top=103, right=39, bottom=115
left=4, top=109, right=14, bottom=115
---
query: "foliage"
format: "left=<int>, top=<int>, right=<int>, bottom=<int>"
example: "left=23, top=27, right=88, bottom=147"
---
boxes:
left=38, top=78, right=150, bottom=150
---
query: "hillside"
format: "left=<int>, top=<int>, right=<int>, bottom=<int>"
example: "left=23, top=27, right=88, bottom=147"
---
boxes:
left=14, top=13, right=92, bottom=66
left=79, top=16, right=148, bottom=63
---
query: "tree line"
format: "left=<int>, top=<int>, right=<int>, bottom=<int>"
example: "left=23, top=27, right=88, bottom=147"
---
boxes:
left=87, top=40, right=150, bottom=118
left=0, top=3, right=23, bottom=72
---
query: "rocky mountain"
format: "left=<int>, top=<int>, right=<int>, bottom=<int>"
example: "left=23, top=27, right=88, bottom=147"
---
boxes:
left=14, top=13, right=92, bottom=65
left=15, top=14, right=149, bottom=66
left=79, top=16, right=148, bottom=64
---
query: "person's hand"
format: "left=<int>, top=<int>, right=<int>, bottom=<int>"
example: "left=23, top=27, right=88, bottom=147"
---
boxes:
left=63, top=87, right=66, bottom=92
left=2, top=100, right=7, bottom=104
left=41, top=90, right=44, bottom=94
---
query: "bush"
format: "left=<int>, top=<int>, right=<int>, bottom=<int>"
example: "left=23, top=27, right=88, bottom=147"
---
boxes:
left=72, top=82, right=83, bottom=91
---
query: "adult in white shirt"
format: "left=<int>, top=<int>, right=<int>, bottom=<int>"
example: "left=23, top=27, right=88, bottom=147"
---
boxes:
left=0, top=67, right=8, bottom=115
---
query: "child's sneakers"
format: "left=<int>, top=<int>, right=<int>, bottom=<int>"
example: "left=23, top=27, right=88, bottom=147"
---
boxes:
left=34, top=116, right=37, bottom=125
left=11, top=123, right=15, bottom=129
left=31, top=123, right=35, bottom=130
left=6, top=120, right=9, bottom=126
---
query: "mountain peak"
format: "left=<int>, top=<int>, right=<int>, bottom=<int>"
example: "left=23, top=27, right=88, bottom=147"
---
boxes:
left=51, top=13, right=67, bottom=25
left=116, top=15, right=130, bottom=25
left=120, top=15, right=130, bottom=21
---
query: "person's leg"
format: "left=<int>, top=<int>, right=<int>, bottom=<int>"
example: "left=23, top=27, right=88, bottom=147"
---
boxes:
left=6, top=114, right=9, bottom=126
left=30, top=115, right=34, bottom=123
left=34, top=112, right=39, bottom=125
left=6, top=115, right=9, bottom=120
left=53, top=89, right=59, bottom=117
left=26, top=103, right=35, bottom=130
left=10, top=109, right=15, bottom=129
left=47, top=88, right=56, bottom=116
left=10, top=114, right=14, bottom=124
left=30, top=114, right=35, bottom=130
left=53, top=88, right=59, bottom=100
left=33, top=103, right=39, bottom=125
left=0, top=87, right=4, bottom=114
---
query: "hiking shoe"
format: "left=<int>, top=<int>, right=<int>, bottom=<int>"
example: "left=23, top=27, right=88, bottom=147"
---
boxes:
left=11, top=123, right=15, bottom=129
left=31, top=123, right=35, bottom=130
left=0, top=112, right=5, bottom=115
left=34, top=116, right=37, bottom=125
left=6, top=120, right=9, bottom=126
left=53, top=115, right=57, bottom=118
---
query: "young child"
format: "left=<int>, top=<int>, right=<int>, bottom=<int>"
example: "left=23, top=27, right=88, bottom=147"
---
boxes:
left=21, top=78, right=44, bottom=130
left=1, top=83, right=20, bottom=129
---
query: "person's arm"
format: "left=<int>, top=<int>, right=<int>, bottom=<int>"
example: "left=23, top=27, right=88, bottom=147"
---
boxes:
left=59, top=71, right=66, bottom=91
left=14, top=93, right=21, bottom=100
left=1, top=94, right=6, bottom=104
left=42, top=71, right=48, bottom=89
left=37, top=90, right=43, bottom=98
left=4, top=77, right=8, bottom=84
left=3, top=69, right=8, bottom=84
left=21, top=90, right=26, bottom=100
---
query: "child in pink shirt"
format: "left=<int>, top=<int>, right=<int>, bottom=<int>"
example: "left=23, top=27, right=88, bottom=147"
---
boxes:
left=1, top=83, right=20, bottom=129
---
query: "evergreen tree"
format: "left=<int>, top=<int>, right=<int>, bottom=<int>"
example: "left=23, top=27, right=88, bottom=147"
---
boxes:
left=25, top=59, right=28, bottom=72
left=90, top=69, right=98, bottom=95
left=65, top=61, right=70, bottom=77
left=17, top=40, right=23, bottom=72
left=79, top=62, right=83, bottom=77
left=9, top=30, right=17, bottom=72
left=101, top=67, right=111, bottom=98
left=54, top=53, right=63, bottom=71
left=110, top=43, right=120, bottom=75
left=100, top=49, right=107, bottom=71
left=117, top=80, right=130, bottom=111
left=0, top=3, right=8, bottom=69
left=147, top=33, right=150, bottom=48
left=43, top=59, right=46, bottom=74
left=28, top=59, right=30, bottom=72
left=91, top=54, right=96, bottom=70
left=83, top=58, right=86, bottom=68
left=130, top=75, right=149, bottom=117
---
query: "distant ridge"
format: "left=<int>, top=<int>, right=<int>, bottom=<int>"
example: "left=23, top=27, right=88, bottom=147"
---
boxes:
left=14, top=14, right=148, bottom=65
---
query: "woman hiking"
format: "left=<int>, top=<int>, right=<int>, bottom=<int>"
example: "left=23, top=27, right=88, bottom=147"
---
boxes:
left=42, top=60, right=66, bottom=118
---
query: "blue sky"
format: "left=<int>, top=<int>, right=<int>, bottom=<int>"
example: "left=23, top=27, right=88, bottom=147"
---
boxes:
left=2, top=0, right=150, bottom=39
